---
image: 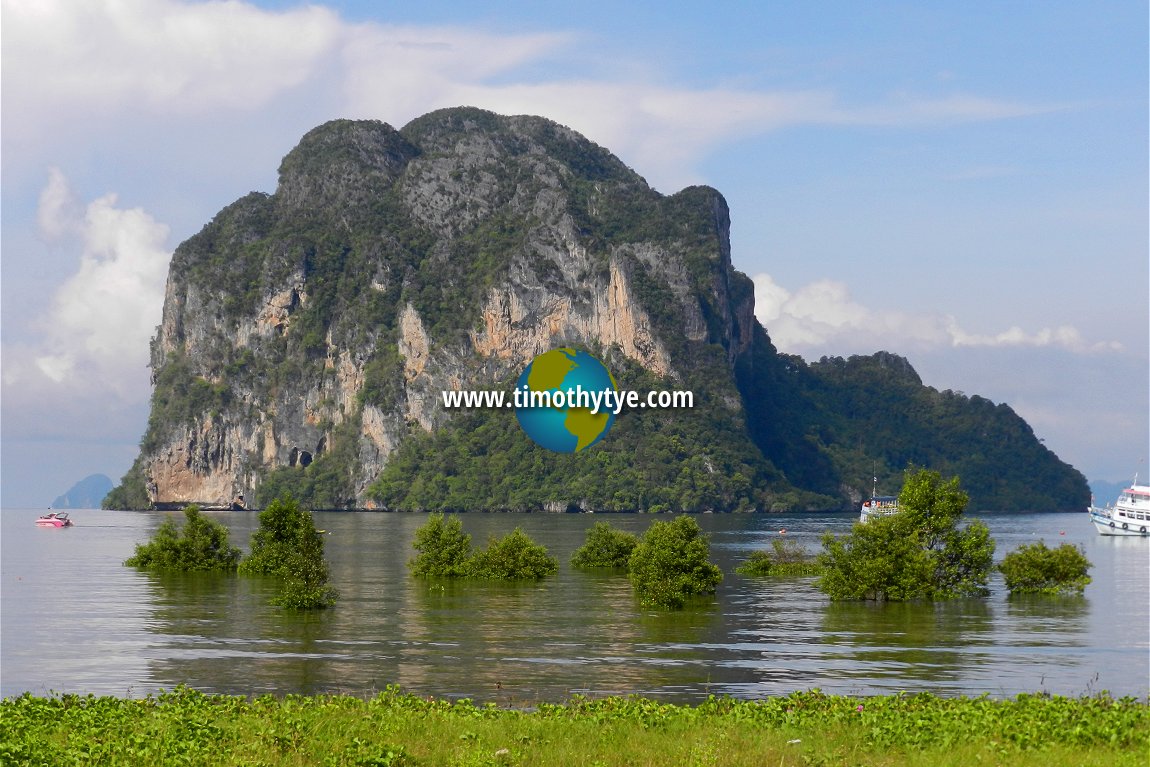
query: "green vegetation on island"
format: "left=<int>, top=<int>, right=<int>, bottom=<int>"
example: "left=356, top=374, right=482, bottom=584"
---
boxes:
left=3, top=686, right=1146, bottom=767
left=368, top=357, right=807, bottom=513
left=123, top=505, right=241, bottom=572
left=999, top=540, right=1093, bottom=595
left=782, top=351, right=1090, bottom=510
left=570, top=521, right=638, bottom=569
left=817, top=469, right=996, bottom=601
left=628, top=515, right=722, bottom=608
left=737, top=538, right=823, bottom=577
left=102, top=463, right=151, bottom=511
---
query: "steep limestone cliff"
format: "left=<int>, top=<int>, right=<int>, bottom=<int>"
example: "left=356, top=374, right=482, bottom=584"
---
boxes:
left=107, top=108, right=1089, bottom=512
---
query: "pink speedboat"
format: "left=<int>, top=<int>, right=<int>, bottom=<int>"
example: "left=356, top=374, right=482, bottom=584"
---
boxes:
left=35, top=512, right=73, bottom=527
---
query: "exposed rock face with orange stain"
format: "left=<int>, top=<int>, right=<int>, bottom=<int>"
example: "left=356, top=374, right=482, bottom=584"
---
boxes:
left=470, top=259, right=674, bottom=378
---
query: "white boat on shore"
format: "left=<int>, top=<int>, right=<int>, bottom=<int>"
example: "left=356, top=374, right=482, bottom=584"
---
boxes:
left=1088, top=481, right=1150, bottom=537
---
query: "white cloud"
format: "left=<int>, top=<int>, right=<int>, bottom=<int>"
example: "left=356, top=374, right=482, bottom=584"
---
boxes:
left=3, top=0, right=341, bottom=117
left=36, top=167, right=79, bottom=240
left=339, top=47, right=1054, bottom=191
left=752, top=272, right=1122, bottom=355
left=2, top=0, right=1061, bottom=193
left=23, top=170, right=171, bottom=397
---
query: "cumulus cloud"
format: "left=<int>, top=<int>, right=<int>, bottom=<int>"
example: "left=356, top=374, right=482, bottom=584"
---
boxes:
left=25, top=170, right=171, bottom=396
left=3, top=0, right=341, bottom=116
left=2, top=0, right=1062, bottom=193
left=752, top=273, right=1122, bottom=355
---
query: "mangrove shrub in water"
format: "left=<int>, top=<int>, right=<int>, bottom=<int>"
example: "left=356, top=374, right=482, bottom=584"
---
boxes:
left=628, top=515, right=722, bottom=608
left=409, top=513, right=473, bottom=577
left=124, top=505, right=241, bottom=571
left=240, top=495, right=337, bottom=609
left=998, top=540, right=1092, bottom=595
left=570, top=521, right=638, bottom=569
left=409, top=514, right=558, bottom=580
left=467, top=528, right=559, bottom=580
left=818, top=469, right=995, bottom=601
left=272, top=527, right=339, bottom=609
left=737, top=538, right=823, bottom=577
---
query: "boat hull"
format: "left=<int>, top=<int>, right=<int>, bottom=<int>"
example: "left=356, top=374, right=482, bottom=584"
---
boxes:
left=1089, top=509, right=1149, bottom=537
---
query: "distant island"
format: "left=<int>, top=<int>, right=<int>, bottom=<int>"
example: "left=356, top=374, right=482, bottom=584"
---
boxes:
left=52, top=473, right=113, bottom=509
left=105, top=109, right=1089, bottom=513
left=1088, top=478, right=1133, bottom=507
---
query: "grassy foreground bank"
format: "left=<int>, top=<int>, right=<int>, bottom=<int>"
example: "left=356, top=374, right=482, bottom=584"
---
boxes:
left=2, top=687, right=1146, bottom=766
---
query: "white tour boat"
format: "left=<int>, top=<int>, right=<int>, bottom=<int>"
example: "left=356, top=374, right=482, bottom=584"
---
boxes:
left=859, top=477, right=900, bottom=524
left=1088, top=480, right=1150, bottom=537
left=860, top=495, right=900, bottom=523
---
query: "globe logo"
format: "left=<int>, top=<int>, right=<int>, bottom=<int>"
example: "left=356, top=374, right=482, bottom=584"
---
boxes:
left=515, top=348, right=617, bottom=453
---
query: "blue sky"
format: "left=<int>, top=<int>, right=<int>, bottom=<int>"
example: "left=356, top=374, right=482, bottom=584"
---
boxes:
left=2, top=0, right=1146, bottom=506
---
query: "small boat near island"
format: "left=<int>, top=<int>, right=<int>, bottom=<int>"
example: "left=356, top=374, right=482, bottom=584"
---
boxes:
left=35, top=512, right=73, bottom=528
left=1088, top=480, right=1150, bottom=537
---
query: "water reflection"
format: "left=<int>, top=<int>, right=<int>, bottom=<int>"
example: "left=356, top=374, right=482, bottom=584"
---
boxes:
left=819, top=600, right=994, bottom=689
left=394, top=567, right=723, bottom=703
left=139, top=568, right=349, bottom=694
left=1000, top=594, right=1089, bottom=643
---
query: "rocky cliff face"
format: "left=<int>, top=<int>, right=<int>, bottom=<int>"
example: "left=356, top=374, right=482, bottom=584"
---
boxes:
left=118, top=110, right=757, bottom=509
left=108, top=108, right=1089, bottom=512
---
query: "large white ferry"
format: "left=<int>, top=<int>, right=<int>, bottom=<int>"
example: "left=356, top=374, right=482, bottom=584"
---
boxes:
left=1088, top=480, right=1150, bottom=537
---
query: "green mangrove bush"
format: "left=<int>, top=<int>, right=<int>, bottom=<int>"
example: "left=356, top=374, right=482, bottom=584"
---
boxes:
left=408, top=513, right=473, bottom=577
left=467, top=527, right=559, bottom=580
left=409, top=515, right=558, bottom=580
left=240, top=495, right=337, bottom=609
left=240, top=495, right=313, bottom=575
left=570, top=521, right=638, bottom=569
left=998, top=540, right=1092, bottom=595
left=123, top=505, right=241, bottom=571
left=818, top=469, right=995, bottom=601
left=737, top=538, right=822, bottom=577
left=628, top=515, right=722, bottom=608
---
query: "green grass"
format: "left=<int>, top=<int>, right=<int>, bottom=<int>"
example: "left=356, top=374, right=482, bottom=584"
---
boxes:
left=3, top=687, right=1146, bottom=766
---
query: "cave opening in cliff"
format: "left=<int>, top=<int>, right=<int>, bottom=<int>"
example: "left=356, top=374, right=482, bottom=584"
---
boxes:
left=288, top=447, right=313, bottom=468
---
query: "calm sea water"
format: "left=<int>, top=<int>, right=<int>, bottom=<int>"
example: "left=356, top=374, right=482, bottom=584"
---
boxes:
left=2, top=508, right=1146, bottom=703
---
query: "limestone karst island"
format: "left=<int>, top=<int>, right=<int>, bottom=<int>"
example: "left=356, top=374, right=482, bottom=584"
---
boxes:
left=105, top=108, right=1088, bottom=514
